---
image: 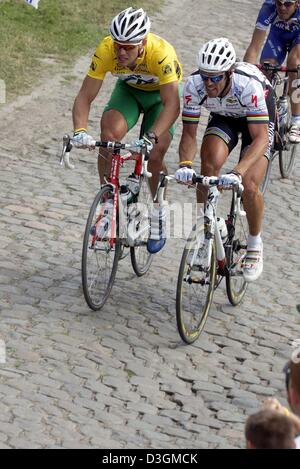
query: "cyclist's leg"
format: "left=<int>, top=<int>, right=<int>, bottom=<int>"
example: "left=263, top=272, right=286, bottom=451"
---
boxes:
left=240, top=117, right=268, bottom=237
left=140, top=92, right=176, bottom=197
left=241, top=158, right=267, bottom=237
left=239, top=111, right=274, bottom=281
left=240, top=86, right=275, bottom=223
left=133, top=88, right=176, bottom=253
left=99, top=80, right=140, bottom=184
left=240, top=154, right=266, bottom=282
left=199, top=114, right=238, bottom=204
left=287, top=38, right=300, bottom=142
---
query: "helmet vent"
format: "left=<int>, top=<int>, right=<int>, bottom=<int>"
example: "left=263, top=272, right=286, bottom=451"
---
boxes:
left=197, top=37, right=236, bottom=73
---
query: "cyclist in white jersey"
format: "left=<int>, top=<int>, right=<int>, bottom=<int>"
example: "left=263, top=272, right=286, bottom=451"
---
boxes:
left=175, top=38, right=276, bottom=283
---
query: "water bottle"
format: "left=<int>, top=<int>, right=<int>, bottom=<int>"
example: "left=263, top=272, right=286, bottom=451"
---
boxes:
left=217, top=217, right=228, bottom=242
left=277, top=96, right=288, bottom=125
left=126, top=174, right=140, bottom=197
left=120, top=184, right=134, bottom=205
left=90, top=199, right=113, bottom=239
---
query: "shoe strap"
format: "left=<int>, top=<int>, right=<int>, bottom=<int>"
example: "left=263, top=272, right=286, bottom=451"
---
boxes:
left=242, top=247, right=262, bottom=267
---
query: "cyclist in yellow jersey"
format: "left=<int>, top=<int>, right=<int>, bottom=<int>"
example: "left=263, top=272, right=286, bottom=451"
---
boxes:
left=72, top=7, right=182, bottom=253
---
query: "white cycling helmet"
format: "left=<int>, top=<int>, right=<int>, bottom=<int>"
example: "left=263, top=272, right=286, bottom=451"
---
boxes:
left=110, top=7, right=151, bottom=44
left=198, top=38, right=236, bottom=74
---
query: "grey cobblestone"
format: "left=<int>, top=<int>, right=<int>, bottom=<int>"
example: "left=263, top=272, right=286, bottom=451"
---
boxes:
left=217, top=411, right=246, bottom=424
left=246, top=384, right=279, bottom=396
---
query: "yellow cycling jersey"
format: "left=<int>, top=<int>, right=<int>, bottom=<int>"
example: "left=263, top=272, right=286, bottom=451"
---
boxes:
left=87, top=33, right=182, bottom=91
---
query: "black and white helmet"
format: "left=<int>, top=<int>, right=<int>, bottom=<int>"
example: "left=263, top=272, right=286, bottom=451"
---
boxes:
left=110, top=7, right=151, bottom=44
left=198, top=38, right=236, bottom=73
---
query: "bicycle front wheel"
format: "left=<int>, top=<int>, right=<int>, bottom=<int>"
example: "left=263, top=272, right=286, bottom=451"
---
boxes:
left=279, top=144, right=297, bottom=179
left=226, top=195, right=248, bottom=306
left=176, top=224, right=216, bottom=344
left=130, top=175, right=153, bottom=276
left=82, top=186, right=121, bottom=310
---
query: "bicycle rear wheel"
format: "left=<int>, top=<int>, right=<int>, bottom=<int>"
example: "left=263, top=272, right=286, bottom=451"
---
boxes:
left=176, top=224, right=216, bottom=344
left=130, top=175, right=153, bottom=276
left=82, top=186, right=121, bottom=310
left=279, top=144, right=297, bottom=178
left=226, top=195, right=248, bottom=305
left=278, top=99, right=297, bottom=178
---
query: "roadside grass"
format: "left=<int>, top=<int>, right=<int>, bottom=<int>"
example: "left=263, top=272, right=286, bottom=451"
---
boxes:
left=0, top=0, right=162, bottom=101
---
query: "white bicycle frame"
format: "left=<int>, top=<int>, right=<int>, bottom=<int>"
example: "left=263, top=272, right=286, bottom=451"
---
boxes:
left=156, top=173, right=246, bottom=270
left=202, top=183, right=246, bottom=270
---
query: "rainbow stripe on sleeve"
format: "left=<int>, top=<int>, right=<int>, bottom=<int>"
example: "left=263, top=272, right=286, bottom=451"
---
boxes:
left=247, top=113, right=269, bottom=124
left=182, top=112, right=200, bottom=123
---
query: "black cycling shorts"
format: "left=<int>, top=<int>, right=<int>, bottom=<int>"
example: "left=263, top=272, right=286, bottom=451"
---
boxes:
left=203, top=85, right=276, bottom=161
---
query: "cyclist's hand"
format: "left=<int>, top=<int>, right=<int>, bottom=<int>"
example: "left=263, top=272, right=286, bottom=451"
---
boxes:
left=218, top=172, right=242, bottom=189
left=142, top=134, right=154, bottom=153
left=73, top=130, right=95, bottom=149
left=175, top=166, right=196, bottom=184
left=263, top=398, right=284, bottom=413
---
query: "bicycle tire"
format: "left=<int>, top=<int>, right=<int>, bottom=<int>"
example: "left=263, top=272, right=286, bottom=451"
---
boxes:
left=225, top=194, right=248, bottom=306
left=82, top=187, right=121, bottom=310
left=279, top=144, right=297, bottom=178
left=176, top=224, right=216, bottom=344
left=278, top=97, right=297, bottom=178
left=260, top=153, right=274, bottom=195
left=130, top=175, right=153, bottom=276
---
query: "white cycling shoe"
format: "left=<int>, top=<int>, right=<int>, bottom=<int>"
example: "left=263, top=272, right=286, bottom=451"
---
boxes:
left=242, top=244, right=263, bottom=283
left=289, top=124, right=300, bottom=144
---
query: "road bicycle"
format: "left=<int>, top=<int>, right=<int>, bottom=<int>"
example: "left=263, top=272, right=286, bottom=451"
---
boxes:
left=60, top=129, right=155, bottom=311
left=259, top=62, right=300, bottom=192
left=158, top=174, right=247, bottom=344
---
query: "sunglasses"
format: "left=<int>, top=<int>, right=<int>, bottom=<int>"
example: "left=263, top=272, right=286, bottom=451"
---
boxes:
left=276, top=0, right=297, bottom=6
left=114, top=42, right=140, bottom=51
left=283, top=361, right=291, bottom=392
left=200, top=73, right=225, bottom=83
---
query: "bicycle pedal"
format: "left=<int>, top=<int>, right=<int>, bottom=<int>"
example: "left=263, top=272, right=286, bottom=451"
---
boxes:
left=184, top=275, right=210, bottom=285
left=89, top=243, right=115, bottom=252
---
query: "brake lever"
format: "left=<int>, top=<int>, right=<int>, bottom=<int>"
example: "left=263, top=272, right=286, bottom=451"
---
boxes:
left=60, top=134, right=75, bottom=169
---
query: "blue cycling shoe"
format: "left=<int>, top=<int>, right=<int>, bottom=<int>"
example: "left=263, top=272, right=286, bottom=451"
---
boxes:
left=147, top=238, right=166, bottom=254
left=146, top=206, right=166, bottom=254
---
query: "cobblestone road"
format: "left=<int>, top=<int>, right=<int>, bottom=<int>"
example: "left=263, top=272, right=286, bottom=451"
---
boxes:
left=0, top=0, right=299, bottom=449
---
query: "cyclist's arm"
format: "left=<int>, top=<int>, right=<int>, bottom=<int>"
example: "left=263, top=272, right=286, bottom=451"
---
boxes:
left=243, top=28, right=267, bottom=64
left=72, top=76, right=103, bottom=131
left=233, top=122, right=269, bottom=176
left=150, top=81, right=180, bottom=138
left=178, top=122, right=198, bottom=164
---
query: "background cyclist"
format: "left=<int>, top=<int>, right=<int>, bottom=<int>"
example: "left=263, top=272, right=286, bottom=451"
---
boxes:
left=175, top=38, right=276, bottom=283
left=244, top=0, right=300, bottom=143
left=72, top=7, right=182, bottom=254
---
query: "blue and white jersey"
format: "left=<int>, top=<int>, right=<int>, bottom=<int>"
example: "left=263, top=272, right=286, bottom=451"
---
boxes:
left=182, top=63, right=270, bottom=124
left=256, top=0, right=300, bottom=32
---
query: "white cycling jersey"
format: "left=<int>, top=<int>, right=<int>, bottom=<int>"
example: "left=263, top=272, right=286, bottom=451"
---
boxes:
left=182, top=62, right=270, bottom=124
